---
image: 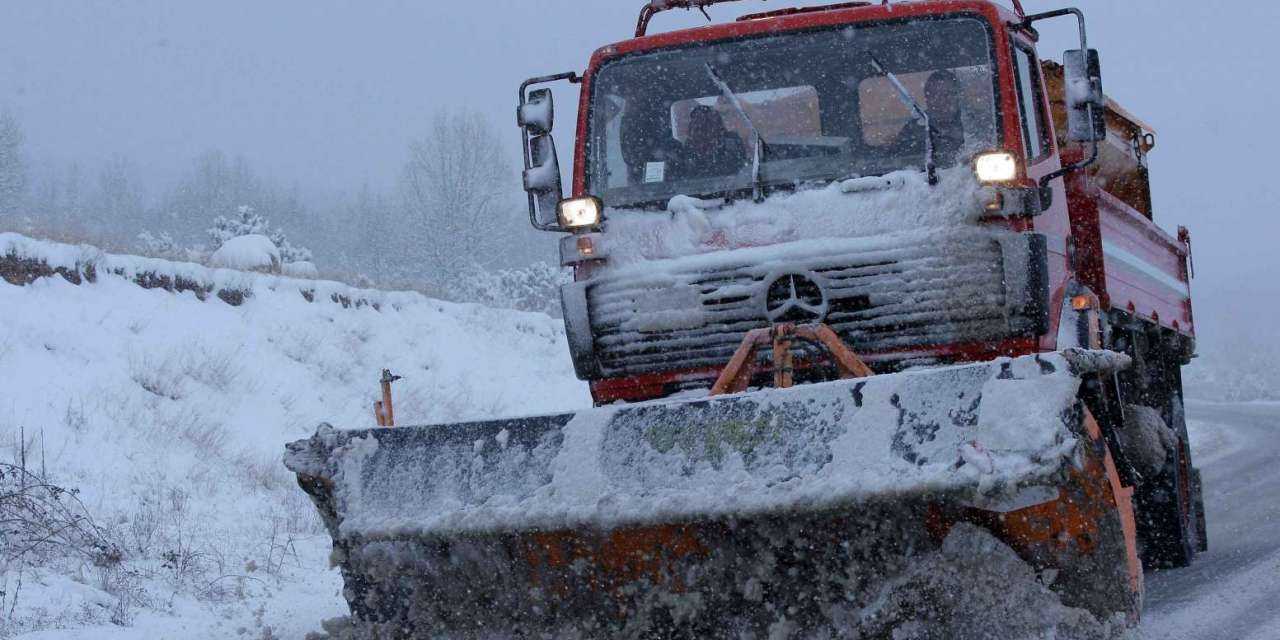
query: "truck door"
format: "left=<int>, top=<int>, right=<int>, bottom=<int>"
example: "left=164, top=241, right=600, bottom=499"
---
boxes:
left=1009, top=38, right=1078, bottom=342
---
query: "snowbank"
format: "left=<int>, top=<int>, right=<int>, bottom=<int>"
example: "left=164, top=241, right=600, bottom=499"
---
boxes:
left=3, top=231, right=399, bottom=309
left=209, top=233, right=280, bottom=272
left=0, top=234, right=590, bottom=637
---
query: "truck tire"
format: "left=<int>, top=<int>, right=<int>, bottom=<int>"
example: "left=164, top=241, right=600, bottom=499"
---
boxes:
left=1137, top=397, right=1201, bottom=568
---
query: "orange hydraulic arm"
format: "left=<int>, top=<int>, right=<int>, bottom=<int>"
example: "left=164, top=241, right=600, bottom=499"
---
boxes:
left=710, top=323, right=874, bottom=396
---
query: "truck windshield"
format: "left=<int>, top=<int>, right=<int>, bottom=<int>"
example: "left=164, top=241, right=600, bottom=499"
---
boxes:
left=587, top=16, right=999, bottom=209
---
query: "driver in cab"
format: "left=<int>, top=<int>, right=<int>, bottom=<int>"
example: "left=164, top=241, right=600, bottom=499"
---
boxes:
left=673, top=105, right=747, bottom=180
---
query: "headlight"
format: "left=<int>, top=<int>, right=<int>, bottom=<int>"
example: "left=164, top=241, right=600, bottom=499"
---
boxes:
left=973, top=151, right=1019, bottom=184
left=557, top=196, right=603, bottom=229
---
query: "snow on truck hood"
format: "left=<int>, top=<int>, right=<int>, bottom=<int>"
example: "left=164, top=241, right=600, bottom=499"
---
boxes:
left=599, top=166, right=990, bottom=271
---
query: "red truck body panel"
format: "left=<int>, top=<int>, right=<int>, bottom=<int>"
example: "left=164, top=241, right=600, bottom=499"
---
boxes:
left=1096, top=191, right=1193, bottom=332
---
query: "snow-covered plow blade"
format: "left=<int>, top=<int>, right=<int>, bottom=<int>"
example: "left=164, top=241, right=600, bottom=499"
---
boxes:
left=286, top=350, right=1140, bottom=638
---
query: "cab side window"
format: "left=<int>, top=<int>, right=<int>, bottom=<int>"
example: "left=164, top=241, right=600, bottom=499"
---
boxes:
left=1012, top=45, right=1051, bottom=161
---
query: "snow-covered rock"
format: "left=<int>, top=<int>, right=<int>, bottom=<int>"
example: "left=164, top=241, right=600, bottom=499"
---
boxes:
left=209, top=233, right=280, bottom=272
left=283, top=260, right=320, bottom=279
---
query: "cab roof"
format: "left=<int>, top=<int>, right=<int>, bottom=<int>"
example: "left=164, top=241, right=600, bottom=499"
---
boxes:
left=589, top=1, right=1019, bottom=70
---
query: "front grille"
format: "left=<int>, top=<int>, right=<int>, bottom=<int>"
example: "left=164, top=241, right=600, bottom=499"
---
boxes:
left=586, top=230, right=1014, bottom=379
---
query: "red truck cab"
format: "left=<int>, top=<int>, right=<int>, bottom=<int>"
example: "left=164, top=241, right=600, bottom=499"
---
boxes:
left=518, top=0, right=1193, bottom=406
left=518, top=0, right=1202, bottom=570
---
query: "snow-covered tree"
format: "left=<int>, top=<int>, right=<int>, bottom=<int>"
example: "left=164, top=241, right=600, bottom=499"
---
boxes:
left=0, top=111, right=27, bottom=216
left=206, top=205, right=271, bottom=249
left=268, top=227, right=312, bottom=264
left=206, top=204, right=313, bottom=266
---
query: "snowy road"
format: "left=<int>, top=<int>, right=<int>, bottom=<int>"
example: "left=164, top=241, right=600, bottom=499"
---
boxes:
left=11, top=401, right=1276, bottom=639
left=1141, top=401, right=1280, bottom=640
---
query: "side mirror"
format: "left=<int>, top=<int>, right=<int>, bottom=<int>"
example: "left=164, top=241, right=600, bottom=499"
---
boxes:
left=517, top=88, right=554, bottom=135
left=1063, top=49, right=1106, bottom=142
left=522, top=134, right=563, bottom=228
left=517, top=72, right=580, bottom=231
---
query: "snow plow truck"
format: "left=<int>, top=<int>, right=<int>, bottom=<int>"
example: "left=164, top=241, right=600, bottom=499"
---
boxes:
left=286, top=1, right=1207, bottom=636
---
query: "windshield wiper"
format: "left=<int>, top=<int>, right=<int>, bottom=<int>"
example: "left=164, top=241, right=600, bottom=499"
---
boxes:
left=867, top=54, right=938, bottom=186
left=703, top=62, right=768, bottom=202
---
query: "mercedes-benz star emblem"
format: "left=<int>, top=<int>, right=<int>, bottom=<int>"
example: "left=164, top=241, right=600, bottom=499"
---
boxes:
left=764, top=273, right=829, bottom=324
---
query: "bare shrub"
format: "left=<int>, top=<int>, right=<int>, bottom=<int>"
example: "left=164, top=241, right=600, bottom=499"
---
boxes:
left=261, top=516, right=302, bottom=577
left=61, top=400, right=89, bottom=434
left=128, top=352, right=186, bottom=401
left=96, top=564, right=147, bottom=626
left=280, top=489, right=325, bottom=537
left=181, top=344, right=243, bottom=393
left=239, top=452, right=291, bottom=493
left=278, top=330, right=320, bottom=365
left=128, top=344, right=244, bottom=402
left=125, top=497, right=163, bottom=557
left=153, top=487, right=218, bottom=595
left=0, top=462, right=121, bottom=572
left=154, top=407, right=231, bottom=457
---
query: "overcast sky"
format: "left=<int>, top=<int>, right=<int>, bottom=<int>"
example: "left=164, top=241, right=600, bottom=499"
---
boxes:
left=2, top=0, right=1278, bottom=336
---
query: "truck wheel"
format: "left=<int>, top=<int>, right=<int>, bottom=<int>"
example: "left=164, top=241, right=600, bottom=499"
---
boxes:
left=1138, top=398, right=1200, bottom=568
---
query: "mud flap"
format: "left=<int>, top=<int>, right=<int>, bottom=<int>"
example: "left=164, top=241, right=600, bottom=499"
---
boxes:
left=1192, top=467, right=1208, bottom=552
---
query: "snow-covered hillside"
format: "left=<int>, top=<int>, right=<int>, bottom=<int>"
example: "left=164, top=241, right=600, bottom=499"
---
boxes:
left=0, top=233, right=590, bottom=638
